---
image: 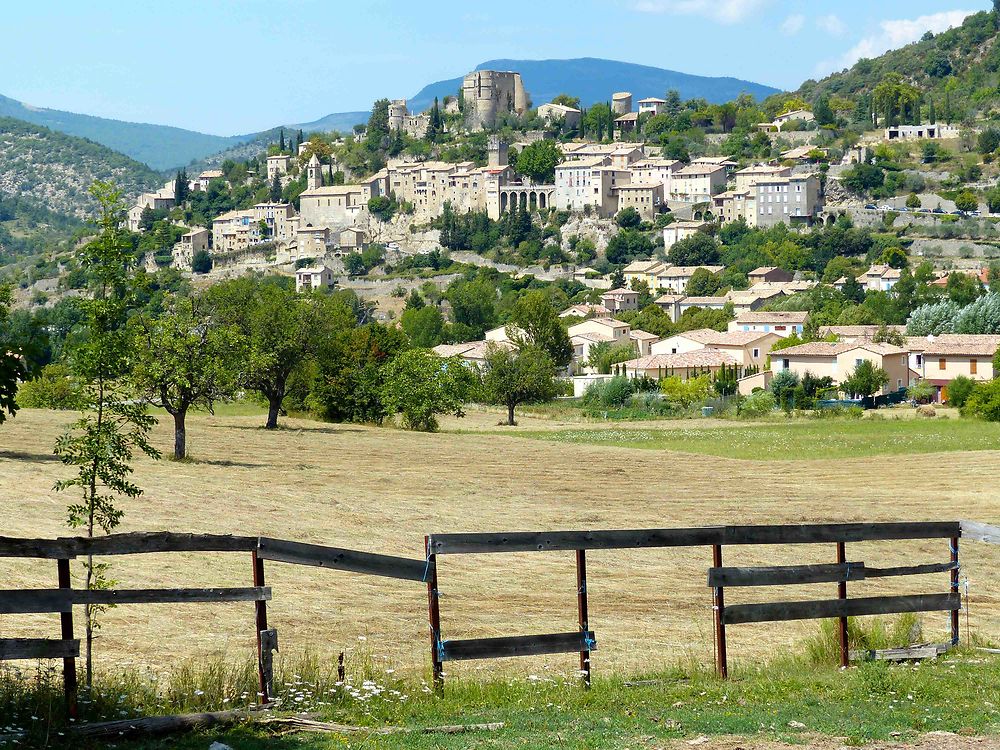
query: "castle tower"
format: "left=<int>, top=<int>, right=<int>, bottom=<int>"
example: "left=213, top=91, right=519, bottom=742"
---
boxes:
left=612, top=92, right=633, bottom=116
left=488, top=135, right=508, bottom=168
left=307, top=153, right=322, bottom=190
left=388, top=99, right=408, bottom=131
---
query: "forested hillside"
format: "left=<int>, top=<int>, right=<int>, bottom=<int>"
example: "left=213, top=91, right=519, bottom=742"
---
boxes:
left=0, top=93, right=251, bottom=169
left=0, top=117, right=159, bottom=220
left=795, top=9, right=1000, bottom=122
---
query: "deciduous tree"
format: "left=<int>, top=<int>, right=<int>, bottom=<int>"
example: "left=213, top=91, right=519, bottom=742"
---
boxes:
left=381, top=350, right=473, bottom=431
left=478, top=343, right=558, bottom=425
left=130, top=296, right=245, bottom=459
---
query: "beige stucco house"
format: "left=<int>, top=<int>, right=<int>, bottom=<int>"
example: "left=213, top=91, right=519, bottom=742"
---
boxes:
left=618, top=350, right=738, bottom=380
left=729, top=311, right=808, bottom=338
left=770, top=341, right=910, bottom=396
left=907, top=334, right=1000, bottom=402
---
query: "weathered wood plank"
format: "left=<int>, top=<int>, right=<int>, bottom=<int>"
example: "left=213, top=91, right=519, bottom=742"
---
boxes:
left=708, top=562, right=867, bottom=587
left=0, top=587, right=270, bottom=612
left=439, top=631, right=596, bottom=662
left=961, top=520, right=1000, bottom=545
left=0, top=638, right=80, bottom=660
left=429, top=522, right=960, bottom=555
left=850, top=644, right=949, bottom=662
left=74, top=587, right=271, bottom=605
left=257, top=538, right=428, bottom=582
left=865, top=562, right=958, bottom=578
left=67, top=532, right=258, bottom=556
left=0, top=532, right=257, bottom=559
left=0, top=589, right=73, bottom=614
left=0, top=537, right=76, bottom=559
left=723, top=593, right=960, bottom=625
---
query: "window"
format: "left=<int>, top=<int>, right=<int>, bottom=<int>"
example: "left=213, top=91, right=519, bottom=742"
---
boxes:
left=916, top=354, right=922, bottom=366
left=939, top=358, right=946, bottom=370
left=971, top=359, right=978, bottom=375
left=856, top=358, right=863, bottom=367
left=782, top=358, right=790, bottom=369
left=752, top=348, right=760, bottom=358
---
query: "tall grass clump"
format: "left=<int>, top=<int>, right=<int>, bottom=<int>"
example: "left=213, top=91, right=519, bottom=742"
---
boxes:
left=804, top=613, right=922, bottom=665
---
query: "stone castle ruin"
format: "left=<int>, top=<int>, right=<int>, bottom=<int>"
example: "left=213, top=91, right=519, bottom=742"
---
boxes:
left=462, top=70, right=528, bottom=130
left=387, top=99, right=431, bottom=138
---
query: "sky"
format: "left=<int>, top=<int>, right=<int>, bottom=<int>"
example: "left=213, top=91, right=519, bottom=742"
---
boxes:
left=1, top=0, right=991, bottom=136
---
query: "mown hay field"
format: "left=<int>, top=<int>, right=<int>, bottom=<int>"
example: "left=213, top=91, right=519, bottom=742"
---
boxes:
left=1, top=407, right=999, bottom=681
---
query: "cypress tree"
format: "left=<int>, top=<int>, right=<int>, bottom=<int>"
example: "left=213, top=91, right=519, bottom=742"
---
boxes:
left=928, top=98, right=937, bottom=124
left=279, top=128, right=285, bottom=151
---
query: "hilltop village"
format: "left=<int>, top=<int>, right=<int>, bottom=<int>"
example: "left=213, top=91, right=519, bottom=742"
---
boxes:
left=113, top=45, right=1000, bottom=406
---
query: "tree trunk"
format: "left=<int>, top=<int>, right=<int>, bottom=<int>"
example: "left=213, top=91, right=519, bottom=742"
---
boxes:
left=507, top=403, right=516, bottom=426
left=266, top=396, right=282, bottom=430
left=173, top=410, right=187, bottom=460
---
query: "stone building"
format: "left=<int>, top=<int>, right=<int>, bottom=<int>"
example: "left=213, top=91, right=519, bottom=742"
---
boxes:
left=611, top=92, right=632, bottom=116
left=387, top=99, right=431, bottom=138
left=462, top=70, right=528, bottom=129
left=537, top=102, right=581, bottom=130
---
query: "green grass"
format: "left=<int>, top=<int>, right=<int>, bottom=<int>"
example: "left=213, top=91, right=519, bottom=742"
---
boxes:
left=6, top=623, right=1000, bottom=749
left=521, top=418, right=1000, bottom=460
left=87, top=652, right=1000, bottom=749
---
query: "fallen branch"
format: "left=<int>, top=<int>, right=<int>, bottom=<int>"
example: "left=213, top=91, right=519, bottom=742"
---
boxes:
left=71, top=708, right=257, bottom=739
left=70, top=708, right=503, bottom=740
left=260, top=716, right=505, bottom=735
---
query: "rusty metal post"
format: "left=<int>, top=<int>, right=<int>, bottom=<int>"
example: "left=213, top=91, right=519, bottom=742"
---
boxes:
left=836, top=541, right=849, bottom=668
left=252, top=550, right=270, bottom=705
left=576, top=549, right=591, bottom=688
left=425, top=536, right=443, bottom=695
left=951, top=536, right=960, bottom=646
left=337, top=651, right=345, bottom=683
left=56, top=558, right=78, bottom=719
left=712, top=544, right=728, bottom=679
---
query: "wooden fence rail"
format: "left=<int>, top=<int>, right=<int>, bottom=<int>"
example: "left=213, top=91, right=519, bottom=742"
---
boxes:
left=0, top=519, right=996, bottom=715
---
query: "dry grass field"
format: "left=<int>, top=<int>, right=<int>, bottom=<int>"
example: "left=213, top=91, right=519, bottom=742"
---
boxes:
left=1, top=406, right=999, bottom=683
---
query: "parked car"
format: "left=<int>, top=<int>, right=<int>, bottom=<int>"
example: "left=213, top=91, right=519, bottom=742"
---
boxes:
left=864, top=203, right=877, bottom=210
left=880, top=205, right=893, bottom=211
left=932, top=208, right=946, bottom=214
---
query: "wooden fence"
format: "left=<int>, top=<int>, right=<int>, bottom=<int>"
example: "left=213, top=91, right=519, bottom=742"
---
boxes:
left=0, top=520, right=998, bottom=713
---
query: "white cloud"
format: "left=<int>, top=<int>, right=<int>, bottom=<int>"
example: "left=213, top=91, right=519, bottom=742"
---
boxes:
left=631, top=0, right=768, bottom=24
left=781, top=14, right=805, bottom=35
left=816, top=14, right=847, bottom=36
left=817, top=10, right=974, bottom=75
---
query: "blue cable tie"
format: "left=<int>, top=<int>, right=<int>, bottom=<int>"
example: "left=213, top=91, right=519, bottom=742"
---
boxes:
left=422, top=555, right=432, bottom=583
left=582, top=631, right=596, bottom=650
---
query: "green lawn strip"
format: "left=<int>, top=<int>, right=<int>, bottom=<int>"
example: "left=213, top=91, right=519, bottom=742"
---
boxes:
left=519, top=420, right=1000, bottom=460
left=112, top=657, right=1000, bottom=750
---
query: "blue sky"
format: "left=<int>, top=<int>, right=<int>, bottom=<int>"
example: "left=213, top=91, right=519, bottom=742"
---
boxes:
left=1, top=0, right=991, bottom=135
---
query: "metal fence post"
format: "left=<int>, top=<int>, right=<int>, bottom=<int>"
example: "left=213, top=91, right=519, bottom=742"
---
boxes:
left=712, top=544, right=728, bottom=679
left=951, top=536, right=960, bottom=646
left=425, top=536, right=443, bottom=695
left=837, top=541, right=849, bottom=668
left=56, top=558, right=78, bottom=719
left=251, top=550, right=270, bottom=705
left=576, top=549, right=591, bottom=688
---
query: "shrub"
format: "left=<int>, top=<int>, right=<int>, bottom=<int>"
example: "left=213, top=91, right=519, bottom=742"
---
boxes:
left=191, top=250, right=212, bottom=274
left=582, top=376, right=634, bottom=409
left=14, top=364, right=83, bottom=410
left=907, top=380, right=936, bottom=404
left=962, top=379, right=1000, bottom=421
left=739, top=390, right=775, bottom=418
left=947, top=375, right=976, bottom=408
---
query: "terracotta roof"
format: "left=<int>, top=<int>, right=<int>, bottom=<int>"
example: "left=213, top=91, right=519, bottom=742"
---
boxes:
left=734, top=311, right=809, bottom=324
left=775, top=341, right=907, bottom=357
left=655, top=294, right=686, bottom=303
left=571, top=332, right=614, bottom=343
left=675, top=329, right=775, bottom=346
left=681, top=296, right=729, bottom=305
left=821, top=325, right=905, bottom=339
left=623, top=350, right=738, bottom=370
left=658, top=265, right=723, bottom=276
left=623, top=260, right=664, bottom=274
left=629, top=329, right=660, bottom=340
left=909, top=334, right=1000, bottom=356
